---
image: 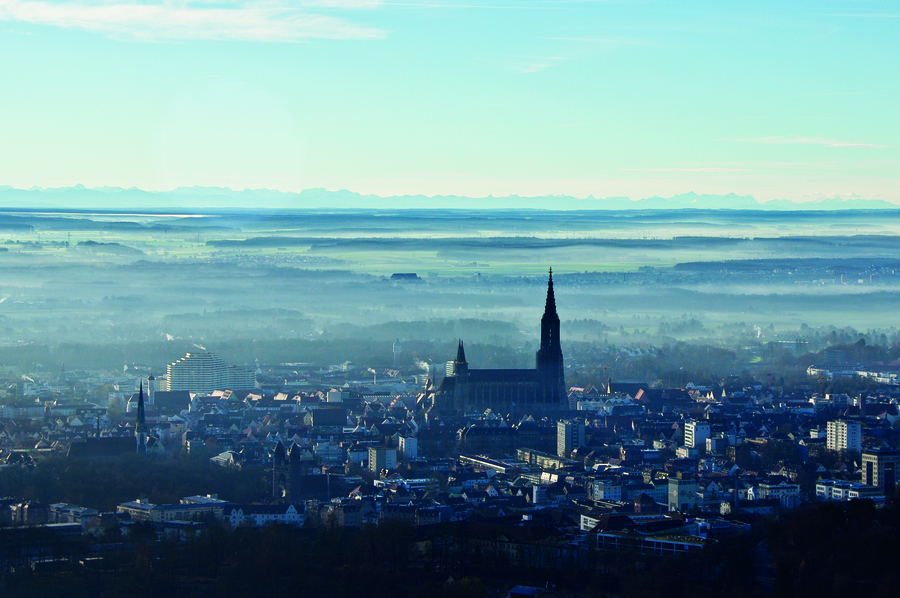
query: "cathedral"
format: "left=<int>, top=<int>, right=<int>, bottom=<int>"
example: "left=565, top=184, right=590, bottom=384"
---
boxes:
left=434, top=269, right=566, bottom=413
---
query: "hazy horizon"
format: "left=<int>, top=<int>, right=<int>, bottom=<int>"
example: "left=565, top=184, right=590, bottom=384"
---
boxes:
left=2, top=185, right=900, bottom=211
left=2, top=1, right=897, bottom=203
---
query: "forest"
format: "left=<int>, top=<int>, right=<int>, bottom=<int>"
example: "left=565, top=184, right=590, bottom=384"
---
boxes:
left=2, top=489, right=899, bottom=598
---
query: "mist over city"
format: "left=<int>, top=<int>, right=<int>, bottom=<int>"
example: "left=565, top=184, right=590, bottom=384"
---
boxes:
left=2, top=0, right=899, bottom=596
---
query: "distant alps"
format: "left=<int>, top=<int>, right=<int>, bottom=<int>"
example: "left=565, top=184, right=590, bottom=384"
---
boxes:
left=0, top=185, right=897, bottom=211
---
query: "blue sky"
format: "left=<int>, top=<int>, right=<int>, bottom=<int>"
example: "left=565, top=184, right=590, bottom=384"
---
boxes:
left=0, top=0, right=897, bottom=203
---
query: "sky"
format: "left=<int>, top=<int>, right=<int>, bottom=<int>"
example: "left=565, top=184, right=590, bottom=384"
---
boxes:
left=0, top=0, right=898, bottom=203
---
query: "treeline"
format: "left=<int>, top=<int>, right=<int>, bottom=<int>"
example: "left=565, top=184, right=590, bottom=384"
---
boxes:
left=5, top=499, right=900, bottom=598
left=0, top=453, right=268, bottom=511
left=674, top=257, right=900, bottom=272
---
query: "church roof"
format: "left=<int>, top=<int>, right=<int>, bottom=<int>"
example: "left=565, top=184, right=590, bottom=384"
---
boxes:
left=438, top=376, right=456, bottom=393
left=468, top=369, right=541, bottom=383
left=67, top=437, right=136, bottom=458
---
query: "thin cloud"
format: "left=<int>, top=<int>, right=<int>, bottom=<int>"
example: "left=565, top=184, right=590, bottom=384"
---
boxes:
left=0, top=0, right=386, bottom=41
left=827, top=13, right=900, bottom=18
left=381, top=1, right=578, bottom=9
left=620, top=167, right=751, bottom=173
left=542, top=36, right=637, bottom=45
left=729, top=136, right=887, bottom=149
left=513, top=56, right=567, bottom=73
left=478, top=54, right=569, bottom=73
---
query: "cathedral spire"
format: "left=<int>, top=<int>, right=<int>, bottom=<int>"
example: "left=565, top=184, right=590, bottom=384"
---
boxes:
left=136, top=382, right=146, bottom=433
left=136, top=381, right=147, bottom=453
left=544, top=268, right=557, bottom=316
left=536, top=268, right=563, bottom=388
left=456, top=339, right=467, bottom=363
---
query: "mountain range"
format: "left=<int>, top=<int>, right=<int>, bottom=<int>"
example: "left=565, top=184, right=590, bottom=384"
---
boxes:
left=0, top=185, right=897, bottom=211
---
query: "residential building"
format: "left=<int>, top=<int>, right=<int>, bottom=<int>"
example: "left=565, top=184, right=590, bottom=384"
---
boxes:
left=684, top=420, right=711, bottom=450
left=676, top=446, right=700, bottom=459
left=815, top=479, right=882, bottom=502
left=368, top=447, right=397, bottom=474
left=757, top=478, right=800, bottom=509
left=668, top=474, right=698, bottom=512
left=592, top=479, right=622, bottom=501
left=398, top=435, right=418, bottom=459
left=826, top=420, right=861, bottom=454
left=117, top=496, right=230, bottom=522
left=165, top=351, right=257, bottom=393
left=557, top=419, right=585, bottom=458
left=225, top=503, right=304, bottom=527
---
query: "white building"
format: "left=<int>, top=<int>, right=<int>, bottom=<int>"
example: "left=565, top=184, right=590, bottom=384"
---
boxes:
left=684, top=420, right=711, bottom=450
left=398, top=435, right=418, bottom=459
left=676, top=446, right=700, bottom=459
left=815, top=479, right=882, bottom=502
left=757, top=479, right=800, bottom=509
left=557, top=419, right=586, bottom=458
left=667, top=475, right=698, bottom=512
left=165, top=351, right=257, bottom=393
left=592, top=479, right=623, bottom=501
left=314, top=441, right=346, bottom=465
left=368, top=447, right=397, bottom=474
left=826, top=420, right=862, bottom=454
left=225, top=504, right=305, bottom=527
left=327, top=389, right=348, bottom=403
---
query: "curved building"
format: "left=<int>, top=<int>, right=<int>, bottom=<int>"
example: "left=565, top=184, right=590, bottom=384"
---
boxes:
left=165, top=350, right=257, bottom=393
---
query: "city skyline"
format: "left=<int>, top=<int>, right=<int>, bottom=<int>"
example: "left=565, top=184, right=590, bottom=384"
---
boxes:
left=1, top=0, right=897, bottom=204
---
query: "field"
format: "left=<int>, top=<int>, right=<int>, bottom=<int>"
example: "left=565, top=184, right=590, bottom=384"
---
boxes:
left=0, top=207, right=899, bottom=373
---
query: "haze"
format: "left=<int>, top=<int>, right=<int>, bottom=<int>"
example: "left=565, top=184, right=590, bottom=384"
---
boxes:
left=1, top=0, right=898, bottom=202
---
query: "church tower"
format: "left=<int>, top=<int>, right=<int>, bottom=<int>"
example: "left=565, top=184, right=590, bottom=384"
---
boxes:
left=434, top=269, right=566, bottom=414
left=453, top=339, right=468, bottom=375
left=147, top=372, right=156, bottom=406
left=535, top=269, right=565, bottom=404
left=451, top=340, right=469, bottom=411
left=135, top=382, right=147, bottom=454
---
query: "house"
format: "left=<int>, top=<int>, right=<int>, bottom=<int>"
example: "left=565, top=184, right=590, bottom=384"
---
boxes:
left=225, top=503, right=304, bottom=527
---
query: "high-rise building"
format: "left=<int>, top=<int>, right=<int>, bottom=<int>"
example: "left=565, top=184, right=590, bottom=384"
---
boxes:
left=368, top=447, right=397, bottom=475
left=667, top=473, right=698, bottom=512
left=862, top=447, right=900, bottom=494
left=398, top=436, right=418, bottom=460
left=164, top=351, right=257, bottom=393
left=557, top=419, right=585, bottom=458
left=826, top=420, right=862, bottom=454
left=684, top=420, right=711, bottom=449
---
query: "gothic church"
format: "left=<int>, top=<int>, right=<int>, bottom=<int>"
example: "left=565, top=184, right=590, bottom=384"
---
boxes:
left=435, top=269, right=566, bottom=413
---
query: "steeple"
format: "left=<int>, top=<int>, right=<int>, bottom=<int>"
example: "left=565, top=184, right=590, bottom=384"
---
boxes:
left=545, top=267, right=557, bottom=315
left=539, top=268, right=561, bottom=357
left=536, top=268, right=565, bottom=403
left=456, top=339, right=467, bottom=364
left=136, top=382, right=146, bottom=433
left=136, top=381, right=147, bottom=454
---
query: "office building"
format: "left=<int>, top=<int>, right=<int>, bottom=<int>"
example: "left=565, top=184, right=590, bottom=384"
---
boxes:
left=862, top=447, right=900, bottom=494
